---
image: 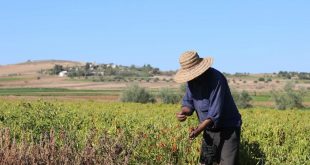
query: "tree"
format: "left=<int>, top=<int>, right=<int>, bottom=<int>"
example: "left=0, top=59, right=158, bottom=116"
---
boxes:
left=158, top=88, right=181, bottom=104
left=120, top=84, right=156, bottom=103
left=232, top=90, right=252, bottom=109
left=271, top=82, right=305, bottom=110
left=52, top=65, right=63, bottom=75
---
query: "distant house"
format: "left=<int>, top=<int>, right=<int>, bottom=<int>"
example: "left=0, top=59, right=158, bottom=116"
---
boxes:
left=107, top=63, right=117, bottom=68
left=58, top=71, right=68, bottom=77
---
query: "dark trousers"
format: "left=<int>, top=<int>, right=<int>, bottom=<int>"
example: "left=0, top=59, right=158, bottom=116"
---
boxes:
left=199, top=127, right=241, bottom=165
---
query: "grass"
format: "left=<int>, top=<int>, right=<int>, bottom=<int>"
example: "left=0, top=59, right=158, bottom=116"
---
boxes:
left=0, top=77, right=30, bottom=82
left=252, top=95, right=272, bottom=102
left=0, top=87, right=175, bottom=97
left=251, top=92, right=310, bottom=102
left=0, top=88, right=121, bottom=96
left=0, top=87, right=309, bottom=107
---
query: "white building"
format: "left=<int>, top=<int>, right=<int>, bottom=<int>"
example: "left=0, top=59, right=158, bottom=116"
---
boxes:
left=58, top=71, right=68, bottom=77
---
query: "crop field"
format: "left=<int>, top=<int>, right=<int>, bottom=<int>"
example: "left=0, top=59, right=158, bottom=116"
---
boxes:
left=0, top=99, right=309, bottom=164
left=0, top=88, right=120, bottom=97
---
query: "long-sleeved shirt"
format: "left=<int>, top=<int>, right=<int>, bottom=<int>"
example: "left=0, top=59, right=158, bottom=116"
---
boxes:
left=182, top=67, right=242, bottom=129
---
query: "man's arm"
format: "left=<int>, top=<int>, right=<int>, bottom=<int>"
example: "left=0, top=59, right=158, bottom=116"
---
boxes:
left=189, top=118, right=213, bottom=140
left=176, top=84, right=195, bottom=122
left=181, top=106, right=194, bottom=116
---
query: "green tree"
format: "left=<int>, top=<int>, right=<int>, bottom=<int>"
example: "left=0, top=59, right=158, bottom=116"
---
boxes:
left=271, top=82, right=305, bottom=110
left=52, top=65, right=63, bottom=75
left=232, top=90, right=252, bottom=109
left=120, top=84, right=156, bottom=103
left=158, top=88, right=181, bottom=104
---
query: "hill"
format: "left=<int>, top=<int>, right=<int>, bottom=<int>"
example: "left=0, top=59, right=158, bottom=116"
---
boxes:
left=0, top=60, right=83, bottom=76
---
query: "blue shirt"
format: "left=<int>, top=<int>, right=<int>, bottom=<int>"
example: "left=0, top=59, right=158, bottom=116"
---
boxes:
left=182, top=68, right=242, bottom=129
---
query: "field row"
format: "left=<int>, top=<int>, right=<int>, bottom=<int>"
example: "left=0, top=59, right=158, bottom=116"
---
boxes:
left=0, top=99, right=309, bottom=164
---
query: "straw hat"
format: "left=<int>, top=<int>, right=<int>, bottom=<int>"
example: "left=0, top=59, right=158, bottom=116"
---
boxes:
left=174, top=51, right=213, bottom=83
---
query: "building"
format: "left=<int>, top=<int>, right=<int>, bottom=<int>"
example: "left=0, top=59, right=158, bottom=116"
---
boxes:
left=58, top=71, right=68, bottom=77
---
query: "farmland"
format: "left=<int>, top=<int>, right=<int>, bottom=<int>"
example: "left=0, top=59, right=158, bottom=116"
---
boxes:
left=0, top=61, right=310, bottom=164
left=0, top=99, right=309, bottom=164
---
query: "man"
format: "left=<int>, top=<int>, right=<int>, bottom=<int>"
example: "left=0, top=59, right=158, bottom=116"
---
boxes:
left=174, top=51, right=242, bottom=165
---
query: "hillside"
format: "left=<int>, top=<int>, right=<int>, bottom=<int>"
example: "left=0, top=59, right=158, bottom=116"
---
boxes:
left=0, top=60, right=83, bottom=76
left=0, top=60, right=309, bottom=94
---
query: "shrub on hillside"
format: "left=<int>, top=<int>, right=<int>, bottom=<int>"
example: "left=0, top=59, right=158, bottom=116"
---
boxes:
left=258, top=77, right=265, bottom=82
left=266, top=77, right=272, bottom=82
left=158, top=88, right=181, bottom=104
left=120, top=84, right=156, bottom=103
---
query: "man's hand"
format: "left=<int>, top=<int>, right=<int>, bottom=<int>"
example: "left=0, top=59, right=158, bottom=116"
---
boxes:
left=189, top=119, right=213, bottom=140
left=176, top=106, right=193, bottom=122
left=189, top=128, right=197, bottom=140
left=176, top=111, right=187, bottom=122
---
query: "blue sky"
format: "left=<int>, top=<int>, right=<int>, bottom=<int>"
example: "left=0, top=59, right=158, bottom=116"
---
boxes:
left=0, top=1, right=309, bottom=73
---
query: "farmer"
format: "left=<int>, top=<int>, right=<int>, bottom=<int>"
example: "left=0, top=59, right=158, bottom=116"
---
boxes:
left=174, top=51, right=242, bottom=165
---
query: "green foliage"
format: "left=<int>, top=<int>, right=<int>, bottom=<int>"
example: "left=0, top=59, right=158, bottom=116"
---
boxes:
left=67, top=68, right=85, bottom=78
left=120, top=84, right=156, bottom=103
left=153, top=77, right=159, bottom=82
left=240, top=109, right=310, bottom=165
left=52, top=64, right=63, bottom=75
left=44, top=62, right=162, bottom=79
left=272, top=92, right=287, bottom=110
left=266, top=77, right=272, bottom=82
left=179, top=84, right=186, bottom=94
left=158, top=88, right=181, bottom=104
left=258, top=77, right=265, bottom=81
left=233, top=72, right=250, bottom=77
left=0, top=100, right=309, bottom=164
left=232, top=90, right=252, bottom=109
left=278, top=71, right=310, bottom=80
left=272, top=82, right=305, bottom=110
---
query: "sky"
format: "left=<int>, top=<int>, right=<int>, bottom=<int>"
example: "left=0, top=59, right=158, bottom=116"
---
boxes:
left=0, top=0, right=309, bottom=73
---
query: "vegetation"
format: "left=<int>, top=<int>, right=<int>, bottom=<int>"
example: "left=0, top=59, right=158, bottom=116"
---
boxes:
left=52, top=64, right=64, bottom=75
left=120, top=84, right=156, bottom=103
left=0, top=77, right=28, bottom=82
left=49, top=63, right=164, bottom=78
left=0, top=87, right=309, bottom=109
left=233, top=72, right=250, bottom=77
left=232, top=90, right=253, bottom=109
left=258, top=77, right=265, bottom=82
left=0, top=99, right=309, bottom=164
left=271, top=82, right=305, bottom=110
left=179, top=84, right=187, bottom=94
left=158, top=88, right=181, bottom=104
left=278, top=71, right=310, bottom=80
left=0, top=88, right=120, bottom=96
left=266, top=77, right=272, bottom=82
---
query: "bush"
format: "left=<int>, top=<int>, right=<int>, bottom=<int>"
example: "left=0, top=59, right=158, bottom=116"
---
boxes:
left=258, top=77, right=265, bottom=81
left=232, top=90, right=252, bottom=109
left=179, top=84, right=186, bottom=94
left=120, top=84, right=156, bottom=103
left=271, top=82, right=305, bottom=110
left=267, top=78, right=272, bottom=82
left=158, top=88, right=181, bottom=104
left=153, top=78, right=159, bottom=82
